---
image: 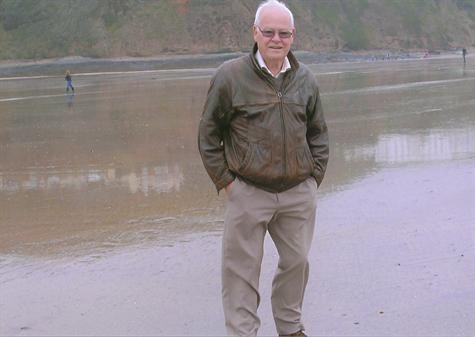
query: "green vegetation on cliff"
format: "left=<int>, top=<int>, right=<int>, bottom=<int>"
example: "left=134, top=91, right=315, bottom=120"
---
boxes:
left=0, top=0, right=473, bottom=60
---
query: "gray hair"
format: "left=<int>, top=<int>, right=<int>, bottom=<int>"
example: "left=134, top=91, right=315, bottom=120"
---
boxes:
left=254, top=0, right=294, bottom=28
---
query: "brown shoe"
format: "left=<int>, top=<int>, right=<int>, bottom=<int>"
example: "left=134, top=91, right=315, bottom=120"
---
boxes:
left=280, top=330, right=308, bottom=337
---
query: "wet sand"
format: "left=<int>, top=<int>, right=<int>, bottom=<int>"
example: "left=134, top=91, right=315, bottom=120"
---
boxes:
left=1, top=55, right=474, bottom=336
left=1, top=161, right=473, bottom=336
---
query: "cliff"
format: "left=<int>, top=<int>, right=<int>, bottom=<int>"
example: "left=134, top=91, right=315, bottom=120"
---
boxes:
left=0, top=0, right=474, bottom=60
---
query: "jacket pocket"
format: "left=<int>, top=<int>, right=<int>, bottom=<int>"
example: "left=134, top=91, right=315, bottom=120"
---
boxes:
left=239, top=143, right=254, bottom=172
left=294, top=145, right=315, bottom=180
left=239, top=142, right=273, bottom=179
left=303, top=145, right=315, bottom=170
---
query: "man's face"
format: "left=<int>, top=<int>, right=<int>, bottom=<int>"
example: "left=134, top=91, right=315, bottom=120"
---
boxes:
left=253, top=6, right=294, bottom=65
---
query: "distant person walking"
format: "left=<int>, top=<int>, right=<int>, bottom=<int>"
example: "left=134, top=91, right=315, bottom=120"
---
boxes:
left=463, top=48, right=467, bottom=64
left=65, top=70, right=74, bottom=93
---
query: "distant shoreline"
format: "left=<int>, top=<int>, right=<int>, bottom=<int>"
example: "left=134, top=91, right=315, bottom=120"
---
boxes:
left=0, top=49, right=463, bottom=78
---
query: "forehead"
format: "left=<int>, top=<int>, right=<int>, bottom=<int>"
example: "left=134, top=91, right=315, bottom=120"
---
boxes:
left=259, top=6, right=292, bottom=28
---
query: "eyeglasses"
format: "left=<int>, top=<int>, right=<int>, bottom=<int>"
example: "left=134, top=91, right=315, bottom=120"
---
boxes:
left=256, top=26, right=293, bottom=39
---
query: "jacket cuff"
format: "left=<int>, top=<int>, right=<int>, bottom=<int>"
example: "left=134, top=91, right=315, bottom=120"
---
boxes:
left=312, top=170, right=324, bottom=187
left=215, top=172, right=236, bottom=193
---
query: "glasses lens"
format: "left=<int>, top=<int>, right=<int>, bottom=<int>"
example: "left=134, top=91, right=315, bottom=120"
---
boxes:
left=257, top=26, right=292, bottom=39
left=262, top=29, right=275, bottom=38
left=258, top=27, right=292, bottom=39
left=278, top=31, right=292, bottom=38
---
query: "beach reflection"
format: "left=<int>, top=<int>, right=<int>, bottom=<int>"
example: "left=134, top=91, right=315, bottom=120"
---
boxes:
left=2, top=126, right=473, bottom=195
left=0, top=56, right=474, bottom=257
left=374, top=129, right=475, bottom=163
left=0, top=164, right=183, bottom=195
left=344, top=128, right=475, bottom=164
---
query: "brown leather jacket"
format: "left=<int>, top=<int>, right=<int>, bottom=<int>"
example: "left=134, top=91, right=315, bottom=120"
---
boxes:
left=198, top=44, right=329, bottom=193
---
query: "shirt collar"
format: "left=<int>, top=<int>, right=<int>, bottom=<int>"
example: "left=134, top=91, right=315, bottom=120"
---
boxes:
left=255, top=50, right=291, bottom=78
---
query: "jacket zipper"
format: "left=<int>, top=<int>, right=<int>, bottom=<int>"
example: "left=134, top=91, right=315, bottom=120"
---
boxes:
left=277, top=90, right=286, bottom=187
left=262, top=73, right=289, bottom=190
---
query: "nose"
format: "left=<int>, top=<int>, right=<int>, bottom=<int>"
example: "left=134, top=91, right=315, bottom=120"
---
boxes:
left=270, top=32, right=282, bottom=42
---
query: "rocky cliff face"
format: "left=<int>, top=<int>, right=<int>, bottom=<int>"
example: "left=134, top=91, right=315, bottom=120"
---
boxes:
left=0, top=0, right=474, bottom=60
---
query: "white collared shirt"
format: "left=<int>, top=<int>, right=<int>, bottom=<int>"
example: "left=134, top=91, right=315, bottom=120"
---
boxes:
left=255, top=50, right=291, bottom=78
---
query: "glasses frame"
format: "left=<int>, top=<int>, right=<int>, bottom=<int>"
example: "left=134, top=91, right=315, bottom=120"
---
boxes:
left=256, top=26, right=293, bottom=39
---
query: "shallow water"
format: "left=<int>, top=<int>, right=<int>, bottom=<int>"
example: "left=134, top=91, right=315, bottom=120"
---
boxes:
left=2, top=56, right=473, bottom=257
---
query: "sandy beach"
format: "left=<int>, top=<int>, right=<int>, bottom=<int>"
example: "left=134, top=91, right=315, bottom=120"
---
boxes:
left=1, top=55, right=474, bottom=336
left=1, top=160, right=473, bottom=336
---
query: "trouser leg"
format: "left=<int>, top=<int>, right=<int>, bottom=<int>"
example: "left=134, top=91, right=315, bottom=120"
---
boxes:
left=222, top=178, right=276, bottom=336
left=268, top=178, right=318, bottom=335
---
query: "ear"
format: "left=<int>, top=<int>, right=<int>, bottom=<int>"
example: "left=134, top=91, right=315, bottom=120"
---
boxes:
left=253, top=25, right=259, bottom=42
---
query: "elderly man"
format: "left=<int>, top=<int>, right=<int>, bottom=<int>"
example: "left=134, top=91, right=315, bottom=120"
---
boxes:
left=198, top=0, right=329, bottom=336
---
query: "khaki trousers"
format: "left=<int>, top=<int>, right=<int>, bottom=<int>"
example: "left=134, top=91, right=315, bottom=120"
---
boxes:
left=222, top=177, right=318, bottom=336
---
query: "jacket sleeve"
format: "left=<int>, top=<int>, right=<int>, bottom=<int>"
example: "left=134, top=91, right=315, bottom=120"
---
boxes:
left=198, top=68, right=235, bottom=192
left=306, top=80, right=329, bottom=187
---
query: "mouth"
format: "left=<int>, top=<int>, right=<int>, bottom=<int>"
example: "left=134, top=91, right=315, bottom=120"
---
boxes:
left=269, top=46, right=283, bottom=50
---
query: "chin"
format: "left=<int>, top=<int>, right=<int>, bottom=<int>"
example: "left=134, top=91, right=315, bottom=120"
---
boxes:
left=267, top=50, right=285, bottom=57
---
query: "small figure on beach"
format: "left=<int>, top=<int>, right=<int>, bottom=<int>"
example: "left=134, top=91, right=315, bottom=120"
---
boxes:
left=198, top=1, right=329, bottom=336
left=462, top=48, right=467, bottom=64
left=65, top=70, right=74, bottom=93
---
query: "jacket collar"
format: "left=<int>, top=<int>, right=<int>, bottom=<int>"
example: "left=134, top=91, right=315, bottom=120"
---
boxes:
left=255, top=49, right=291, bottom=78
left=250, top=43, right=299, bottom=77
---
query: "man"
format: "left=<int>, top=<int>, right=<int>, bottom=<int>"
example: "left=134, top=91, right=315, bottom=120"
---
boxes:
left=198, top=1, right=329, bottom=336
